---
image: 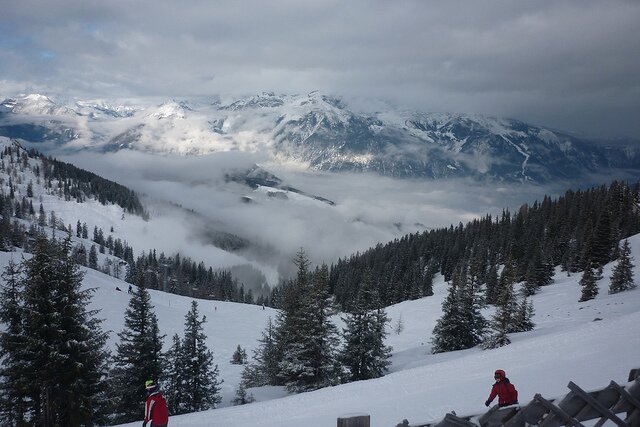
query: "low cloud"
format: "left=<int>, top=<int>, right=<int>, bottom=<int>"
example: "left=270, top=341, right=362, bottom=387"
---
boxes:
left=61, top=149, right=556, bottom=284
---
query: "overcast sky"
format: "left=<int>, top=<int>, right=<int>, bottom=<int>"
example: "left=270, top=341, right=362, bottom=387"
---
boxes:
left=1, top=0, right=639, bottom=138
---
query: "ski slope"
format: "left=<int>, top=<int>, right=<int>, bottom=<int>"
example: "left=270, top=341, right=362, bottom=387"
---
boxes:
left=1, top=234, right=639, bottom=427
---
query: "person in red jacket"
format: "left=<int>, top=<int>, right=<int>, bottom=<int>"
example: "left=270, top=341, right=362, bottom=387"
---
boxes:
left=485, top=369, right=518, bottom=407
left=143, top=380, right=169, bottom=427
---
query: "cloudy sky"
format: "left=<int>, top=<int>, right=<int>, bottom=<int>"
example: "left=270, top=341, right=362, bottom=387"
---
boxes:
left=1, top=0, right=639, bottom=138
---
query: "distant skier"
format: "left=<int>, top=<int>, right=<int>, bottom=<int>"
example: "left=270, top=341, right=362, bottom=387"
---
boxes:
left=485, top=369, right=518, bottom=407
left=143, top=380, right=169, bottom=427
left=128, top=284, right=133, bottom=294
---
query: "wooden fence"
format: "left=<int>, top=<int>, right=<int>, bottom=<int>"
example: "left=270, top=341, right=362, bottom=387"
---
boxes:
left=338, top=367, right=640, bottom=427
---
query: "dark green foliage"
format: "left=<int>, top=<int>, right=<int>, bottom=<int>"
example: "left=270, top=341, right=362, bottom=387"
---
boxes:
left=231, top=345, right=248, bottom=365
left=483, top=254, right=519, bottom=349
left=109, top=284, right=165, bottom=424
left=609, top=239, right=636, bottom=294
left=125, top=249, right=260, bottom=305
left=240, top=317, right=280, bottom=388
left=178, top=301, right=222, bottom=413
left=431, top=263, right=486, bottom=353
left=327, top=181, right=640, bottom=308
left=0, top=259, right=28, bottom=425
left=340, top=270, right=392, bottom=380
left=164, top=334, right=185, bottom=416
left=0, top=235, right=110, bottom=426
left=277, top=252, right=341, bottom=392
left=579, top=267, right=598, bottom=302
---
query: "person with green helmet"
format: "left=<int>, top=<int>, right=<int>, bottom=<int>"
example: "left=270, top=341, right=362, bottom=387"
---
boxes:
left=143, top=380, right=169, bottom=427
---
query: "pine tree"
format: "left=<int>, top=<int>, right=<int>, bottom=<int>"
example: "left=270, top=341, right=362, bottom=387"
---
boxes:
left=278, top=256, right=341, bottom=392
left=609, top=239, right=636, bottom=294
left=483, top=255, right=518, bottom=349
left=241, top=317, right=279, bottom=387
left=165, top=334, right=186, bottom=415
left=7, top=235, right=110, bottom=425
left=110, top=284, right=165, bottom=424
left=340, top=269, right=392, bottom=381
left=180, top=300, right=222, bottom=412
left=0, top=259, right=29, bottom=425
left=231, top=382, right=254, bottom=406
left=579, top=266, right=598, bottom=302
left=431, top=268, right=465, bottom=353
left=513, top=295, right=535, bottom=332
left=231, top=345, right=247, bottom=365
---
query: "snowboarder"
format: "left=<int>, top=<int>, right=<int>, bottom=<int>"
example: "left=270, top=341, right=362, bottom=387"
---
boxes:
left=143, top=380, right=169, bottom=427
left=485, top=369, right=518, bottom=407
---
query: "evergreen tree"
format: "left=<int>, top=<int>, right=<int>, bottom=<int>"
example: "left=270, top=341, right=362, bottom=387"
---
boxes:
left=579, top=266, right=598, bottom=302
left=483, top=255, right=518, bottom=349
left=0, top=259, right=28, bottom=425
left=231, top=382, right=254, bottom=406
left=164, top=334, right=186, bottom=416
left=609, top=239, right=636, bottom=294
left=180, top=301, right=222, bottom=412
left=6, top=235, right=110, bottom=425
left=241, top=317, right=279, bottom=388
left=231, top=345, right=247, bottom=365
left=513, top=295, right=535, bottom=332
left=340, top=270, right=392, bottom=381
left=110, top=284, right=165, bottom=424
left=431, top=268, right=465, bottom=353
left=88, top=244, right=98, bottom=269
left=278, top=255, right=341, bottom=392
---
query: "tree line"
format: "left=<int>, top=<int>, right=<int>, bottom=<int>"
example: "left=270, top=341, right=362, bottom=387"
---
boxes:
left=326, top=180, right=640, bottom=308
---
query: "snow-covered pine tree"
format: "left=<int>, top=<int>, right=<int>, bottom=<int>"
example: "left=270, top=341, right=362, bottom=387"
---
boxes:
left=513, top=295, right=535, bottom=332
left=241, top=317, right=279, bottom=388
left=231, top=382, right=255, bottom=406
left=109, top=284, right=165, bottom=424
left=278, top=255, right=341, bottom=392
left=164, top=334, right=186, bottom=416
left=609, top=239, right=636, bottom=294
left=231, top=345, right=246, bottom=364
left=579, top=266, right=598, bottom=302
left=0, top=259, right=29, bottom=425
left=483, top=254, right=518, bottom=349
left=340, top=269, right=392, bottom=381
left=430, top=267, right=466, bottom=353
left=12, top=234, right=110, bottom=425
left=179, top=300, right=222, bottom=412
left=462, top=255, right=488, bottom=346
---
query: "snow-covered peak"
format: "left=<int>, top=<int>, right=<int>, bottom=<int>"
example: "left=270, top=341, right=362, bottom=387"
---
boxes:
left=147, top=101, right=189, bottom=120
left=8, top=93, right=72, bottom=116
left=75, top=99, right=139, bottom=119
left=222, top=92, right=288, bottom=111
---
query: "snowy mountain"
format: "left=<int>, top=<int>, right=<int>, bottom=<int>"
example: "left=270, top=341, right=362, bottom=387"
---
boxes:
left=2, top=92, right=639, bottom=184
left=2, top=234, right=639, bottom=427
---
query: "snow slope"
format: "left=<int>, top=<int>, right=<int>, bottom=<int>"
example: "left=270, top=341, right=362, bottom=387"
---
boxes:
left=2, top=234, right=639, bottom=427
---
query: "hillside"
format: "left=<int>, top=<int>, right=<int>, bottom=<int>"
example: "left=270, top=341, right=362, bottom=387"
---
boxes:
left=3, top=234, right=638, bottom=427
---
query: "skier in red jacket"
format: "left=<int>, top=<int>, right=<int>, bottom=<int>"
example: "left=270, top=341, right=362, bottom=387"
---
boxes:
left=143, top=380, right=169, bottom=427
left=485, top=369, right=518, bottom=407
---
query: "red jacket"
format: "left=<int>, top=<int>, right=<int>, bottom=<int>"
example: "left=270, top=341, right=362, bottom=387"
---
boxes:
left=144, top=391, right=169, bottom=425
left=487, top=377, right=518, bottom=406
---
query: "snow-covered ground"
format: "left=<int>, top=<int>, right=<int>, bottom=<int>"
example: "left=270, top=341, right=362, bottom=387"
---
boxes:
left=2, top=233, right=639, bottom=427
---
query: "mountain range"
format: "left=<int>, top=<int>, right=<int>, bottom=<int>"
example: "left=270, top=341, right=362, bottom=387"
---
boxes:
left=2, top=92, right=638, bottom=184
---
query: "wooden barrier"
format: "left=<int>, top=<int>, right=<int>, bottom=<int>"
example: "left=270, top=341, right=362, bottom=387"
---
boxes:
left=389, top=367, right=640, bottom=427
left=337, top=413, right=370, bottom=427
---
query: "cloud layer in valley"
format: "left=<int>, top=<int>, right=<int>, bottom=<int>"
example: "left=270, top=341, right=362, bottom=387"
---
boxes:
left=1, top=1, right=639, bottom=138
left=61, top=149, right=557, bottom=284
